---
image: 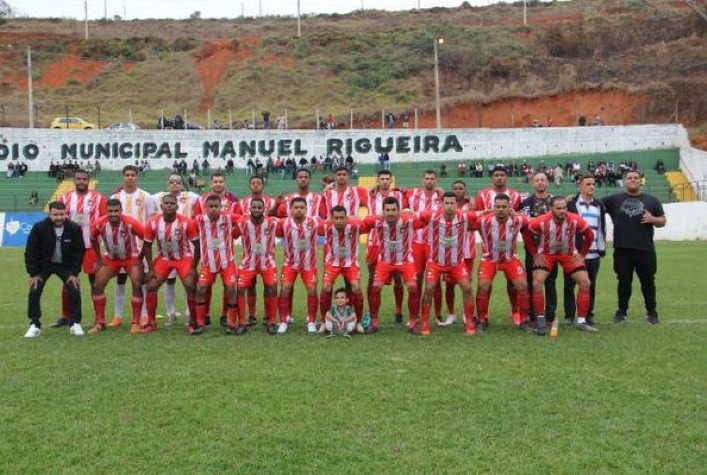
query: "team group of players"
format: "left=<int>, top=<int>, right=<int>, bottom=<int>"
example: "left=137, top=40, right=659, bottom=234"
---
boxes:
left=51, top=163, right=599, bottom=337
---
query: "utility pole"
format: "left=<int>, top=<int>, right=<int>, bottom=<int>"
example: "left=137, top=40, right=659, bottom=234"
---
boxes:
left=523, top=0, right=527, bottom=26
left=84, top=0, right=89, bottom=39
left=259, top=0, right=262, bottom=17
left=104, top=0, right=107, bottom=20
left=27, top=46, right=34, bottom=128
left=297, top=0, right=301, bottom=37
left=433, top=38, right=443, bottom=129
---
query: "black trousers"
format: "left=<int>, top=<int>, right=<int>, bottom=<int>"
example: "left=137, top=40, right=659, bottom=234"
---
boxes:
left=564, top=257, right=601, bottom=320
left=613, top=248, right=657, bottom=314
left=28, top=265, right=82, bottom=327
left=525, top=251, right=557, bottom=319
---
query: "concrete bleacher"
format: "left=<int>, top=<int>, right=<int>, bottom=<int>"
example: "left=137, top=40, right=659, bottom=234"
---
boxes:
left=0, top=148, right=681, bottom=212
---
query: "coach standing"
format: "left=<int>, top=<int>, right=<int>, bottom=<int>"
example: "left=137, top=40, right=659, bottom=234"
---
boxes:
left=23, top=201, right=86, bottom=338
left=602, top=170, right=666, bottom=325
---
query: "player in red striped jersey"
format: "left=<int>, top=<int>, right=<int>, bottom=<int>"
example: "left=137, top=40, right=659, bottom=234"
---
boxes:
left=193, top=170, right=238, bottom=327
left=523, top=196, right=597, bottom=335
left=473, top=194, right=531, bottom=333
left=193, top=194, right=239, bottom=335
left=142, top=194, right=200, bottom=334
left=364, top=197, right=426, bottom=334
left=418, top=192, right=480, bottom=336
left=318, top=205, right=370, bottom=334
left=88, top=199, right=145, bottom=335
left=404, top=170, right=444, bottom=323
left=233, top=197, right=279, bottom=334
left=475, top=165, right=523, bottom=324
left=275, top=197, right=320, bottom=334
left=271, top=168, right=324, bottom=219
left=52, top=169, right=107, bottom=328
left=366, top=170, right=407, bottom=326
left=321, top=166, right=369, bottom=218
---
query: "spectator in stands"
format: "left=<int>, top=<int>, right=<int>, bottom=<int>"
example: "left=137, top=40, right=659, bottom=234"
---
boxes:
left=654, top=159, right=665, bottom=175
left=310, top=155, right=318, bottom=171
left=325, top=114, right=335, bottom=130
left=440, top=164, right=448, bottom=178
left=29, top=190, right=39, bottom=207
left=226, top=159, right=234, bottom=175
left=266, top=157, right=275, bottom=174
left=19, top=161, right=28, bottom=178
left=246, top=158, right=255, bottom=177
left=457, top=161, right=467, bottom=177
left=544, top=116, right=554, bottom=127
left=6, top=162, right=15, bottom=179
left=192, top=160, right=200, bottom=176
left=262, top=111, right=271, bottom=130
left=553, top=164, right=564, bottom=187
left=201, top=158, right=210, bottom=175
left=401, top=111, right=410, bottom=129
left=386, top=112, right=396, bottom=129
left=592, top=114, right=603, bottom=126
left=578, top=114, right=587, bottom=126
left=346, top=153, right=356, bottom=171
left=324, top=155, right=333, bottom=172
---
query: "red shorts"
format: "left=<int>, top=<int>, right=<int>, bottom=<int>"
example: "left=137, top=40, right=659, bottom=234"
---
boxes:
left=238, top=267, right=277, bottom=288
left=536, top=254, right=586, bottom=274
left=427, top=261, right=469, bottom=284
left=478, top=258, right=526, bottom=282
left=366, top=244, right=379, bottom=265
left=281, top=266, right=317, bottom=287
left=374, top=262, right=416, bottom=285
left=412, top=243, right=430, bottom=274
left=322, top=265, right=361, bottom=285
left=82, top=247, right=99, bottom=274
left=154, top=256, right=194, bottom=280
left=198, top=263, right=237, bottom=287
left=103, top=257, right=138, bottom=274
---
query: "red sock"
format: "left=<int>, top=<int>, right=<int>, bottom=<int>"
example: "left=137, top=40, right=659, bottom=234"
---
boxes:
left=196, top=303, right=207, bottom=327
left=205, top=285, right=212, bottom=318
left=517, top=288, right=530, bottom=320
left=279, top=294, right=289, bottom=324
left=289, top=291, right=295, bottom=318
left=320, top=291, right=332, bottom=324
left=393, top=284, right=404, bottom=314
left=463, top=299, right=476, bottom=331
left=264, top=295, right=276, bottom=325
left=92, top=294, right=106, bottom=325
left=476, top=290, right=490, bottom=322
left=507, top=283, right=518, bottom=315
left=228, top=303, right=238, bottom=327
left=132, top=295, right=145, bottom=324
left=433, top=285, right=442, bottom=318
left=307, top=295, right=318, bottom=323
left=408, top=286, right=420, bottom=327
left=221, top=290, right=228, bottom=319
left=421, top=302, right=432, bottom=332
left=577, top=288, right=590, bottom=320
left=369, top=287, right=381, bottom=323
left=187, top=295, right=196, bottom=325
left=248, top=293, right=257, bottom=318
left=61, top=287, right=70, bottom=319
left=445, top=284, right=456, bottom=315
left=237, top=294, right=246, bottom=326
left=353, top=292, right=364, bottom=324
left=532, top=290, right=545, bottom=316
left=146, top=292, right=158, bottom=321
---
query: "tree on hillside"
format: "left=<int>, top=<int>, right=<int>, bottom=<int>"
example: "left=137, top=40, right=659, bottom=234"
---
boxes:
left=0, top=1, right=13, bottom=17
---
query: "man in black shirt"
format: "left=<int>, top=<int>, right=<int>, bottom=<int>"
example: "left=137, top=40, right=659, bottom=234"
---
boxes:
left=602, top=170, right=666, bottom=324
left=23, top=201, right=86, bottom=337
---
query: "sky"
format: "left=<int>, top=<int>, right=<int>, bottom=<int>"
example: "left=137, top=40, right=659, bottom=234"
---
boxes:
left=12, top=0, right=508, bottom=20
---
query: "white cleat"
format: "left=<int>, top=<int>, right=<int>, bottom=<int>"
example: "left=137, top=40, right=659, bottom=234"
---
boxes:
left=277, top=322, right=288, bottom=335
left=307, top=322, right=317, bottom=334
left=24, top=324, right=41, bottom=338
left=443, top=314, right=457, bottom=326
left=286, top=316, right=295, bottom=325
left=69, top=323, right=85, bottom=336
left=165, top=314, right=176, bottom=326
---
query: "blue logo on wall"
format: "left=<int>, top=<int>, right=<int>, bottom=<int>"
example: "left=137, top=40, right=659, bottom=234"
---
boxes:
left=2, top=212, right=46, bottom=247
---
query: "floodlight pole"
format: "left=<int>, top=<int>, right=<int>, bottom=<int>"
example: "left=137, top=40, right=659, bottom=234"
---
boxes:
left=85, top=0, right=89, bottom=39
left=297, top=0, right=301, bottom=37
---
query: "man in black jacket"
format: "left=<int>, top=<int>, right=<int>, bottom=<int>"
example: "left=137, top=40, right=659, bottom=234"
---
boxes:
left=24, top=201, right=86, bottom=338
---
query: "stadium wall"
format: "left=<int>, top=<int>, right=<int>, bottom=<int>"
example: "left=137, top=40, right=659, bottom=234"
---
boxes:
left=0, top=202, right=704, bottom=249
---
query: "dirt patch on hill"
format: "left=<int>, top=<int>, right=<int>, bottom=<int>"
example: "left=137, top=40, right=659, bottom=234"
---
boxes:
left=33, top=53, right=108, bottom=88
left=260, top=53, right=295, bottom=69
left=691, top=134, right=707, bottom=151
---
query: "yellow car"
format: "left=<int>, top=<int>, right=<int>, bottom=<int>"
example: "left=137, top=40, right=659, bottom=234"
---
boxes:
left=50, top=117, right=96, bottom=129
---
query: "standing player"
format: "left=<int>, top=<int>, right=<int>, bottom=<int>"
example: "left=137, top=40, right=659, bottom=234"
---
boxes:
left=275, top=197, right=319, bottom=334
left=233, top=198, right=279, bottom=334
left=321, top=166, right=369, bottom=218
left=319, top=206, right=369, bottom=335
left=476, top=165, right=522, bottom=324
left=142, top=194, right=200, bottom=334
left=418, top=192, right=479, bottom=336
left=524, top=196, right=597, bottom=335
left=153, top=173, right=199, bottom=325
left=474, top=194, right=531, bottom=333
left=193, top=194, right=239, bottom=335
left=88, top=199, right=145, bottom=335
left=52, top=169, right=106, bottom=328
left=367, top=170, right=406, bottom=325
left=108, top=165, right=157, bottom=329
left=193, top=170, right=238, bottom=327
left=365, top=197, right=425, bottom=334
left=405, top=170, right=443, bottom=323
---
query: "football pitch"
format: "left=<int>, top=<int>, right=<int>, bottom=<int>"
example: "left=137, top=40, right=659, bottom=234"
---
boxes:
left=1, top=242, right=705, bottom=473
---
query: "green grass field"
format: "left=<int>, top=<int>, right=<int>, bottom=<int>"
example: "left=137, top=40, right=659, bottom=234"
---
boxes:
left=1, top=242, right=705, bottom=473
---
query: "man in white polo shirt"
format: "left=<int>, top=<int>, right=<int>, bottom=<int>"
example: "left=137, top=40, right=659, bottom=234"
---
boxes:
left=564, top=173, right=607, bottom=326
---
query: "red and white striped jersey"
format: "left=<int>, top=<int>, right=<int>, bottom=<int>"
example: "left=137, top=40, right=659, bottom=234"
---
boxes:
left=475, top=187, right=522, bottom=212
left=194, top=191, right=238, bottom=216
left=367, top=189, right=406, bottom=246
left=233, top=216, right=278, bottom=270
left=405, top=188, right=441, bottom=244
left=322, top=186, right=368, bottom=218
left=91, top=214, right=145, bottom=260
left=153, top=191, right=199, bottom=218
left=320, top=218, right=369, bottom=267
left=476, top=214, right=529, bottom=262
left=422, top=210, right=478, bottom=267
left=194, top=212, right=237, bottom=273
left=275, top=192, right=324, bottom=218
left=527, top=212, right=591, bottom=256
left=276, top=216, right=320, bottom=270
left=111, top=188, right=157, bottom=224
left=235, top=194, right=276, bottom=216
left=364, top=215, right=424, bottom=265
left=144, top=214, right=198, bottom=260
left=59, top=189, right=106, bottom=248
left=455, top=199, right=477, bottom=260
